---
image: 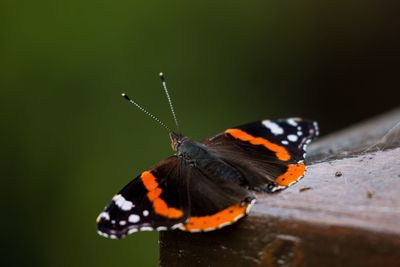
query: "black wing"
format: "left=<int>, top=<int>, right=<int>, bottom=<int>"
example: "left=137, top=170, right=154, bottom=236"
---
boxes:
left=179, top=164, right=255, bottom=232
left=96, top=157, right=188, bottom=238
left=96, top=156, right=255, bottom=238
left=204, top=118, right=319, bottom=192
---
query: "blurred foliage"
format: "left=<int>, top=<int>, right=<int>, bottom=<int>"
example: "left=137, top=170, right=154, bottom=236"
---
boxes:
left=1, top=0, right=399, bottom=266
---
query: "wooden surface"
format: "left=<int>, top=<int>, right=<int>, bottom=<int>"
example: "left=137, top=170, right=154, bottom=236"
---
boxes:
left=160, top=108, right=400, bottom=267
left=252, top=147, right=400, bottom=235
left=307, top=108, right=400, bottom=163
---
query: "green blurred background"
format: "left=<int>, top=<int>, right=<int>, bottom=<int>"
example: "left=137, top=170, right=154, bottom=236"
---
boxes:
left=1, top=1, right=399, bottom=266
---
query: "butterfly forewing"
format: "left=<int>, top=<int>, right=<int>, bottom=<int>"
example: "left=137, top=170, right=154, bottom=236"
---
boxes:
left=97, top=157, right=189, bottom=238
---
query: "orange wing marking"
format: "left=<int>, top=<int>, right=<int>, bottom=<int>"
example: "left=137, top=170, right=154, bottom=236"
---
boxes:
left=274, top=162, right=306, bottom=186
left=180, top=200, right=255, bottom=232
left=225, top=128, right=291, bottom=161
left=140, top=171, right=183, bottom=219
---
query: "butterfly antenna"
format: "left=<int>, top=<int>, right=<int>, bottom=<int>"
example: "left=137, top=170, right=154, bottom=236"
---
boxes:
left=121, top=93, right=172, bottom=133
left=159, top=72, right=180, bottom=132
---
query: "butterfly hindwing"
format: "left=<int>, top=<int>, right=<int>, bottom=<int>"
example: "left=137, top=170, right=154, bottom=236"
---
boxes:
left=179, top=166, right=255, bottom=232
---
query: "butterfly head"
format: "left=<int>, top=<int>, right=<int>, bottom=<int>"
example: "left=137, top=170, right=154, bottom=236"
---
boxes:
left=170, top=132, right=184, bottom=151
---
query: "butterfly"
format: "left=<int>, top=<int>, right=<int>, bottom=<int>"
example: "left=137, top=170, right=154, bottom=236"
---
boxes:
left=96, top=74, right=319, bottom=239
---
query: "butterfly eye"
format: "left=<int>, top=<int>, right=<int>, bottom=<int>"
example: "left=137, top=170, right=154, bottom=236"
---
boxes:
left=169, top=132, right=183, bottom=151
left=171, top=139, right=178, bottom=151
left=171, top=138, right=183, bottom=151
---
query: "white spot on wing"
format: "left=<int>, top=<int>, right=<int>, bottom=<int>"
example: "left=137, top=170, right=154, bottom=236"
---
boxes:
left=96, top=212, right=110, bottom=222
left=313, top=121, right=319, bottom=136
left=281, top=140, right=289, bottom=145
left=97, top=230, right=109, bottom=238
left=287, top=118, right=298, bottom=126
left=119, top=220, right=126, bottom=226
left=171, top=223, right=183, bottom=230
left=113, top=194, right=134, bottom=211
left=128, top=214, right=140, bottom=223
left=262, top=120, right=284, bottom=135
left=140, top=226, right=153, bottom=231
left=128, top=228, right=138, bottom=234
left=246, top=199, right=256, bottom=214
left=143, top=210, right=149, bottom=216
left=270, top=185, right=286, bottom=192
left=218, top=222, right=232, bottom=229
left=287, top=134, right=298, bottom=142
left=156, top=226, right=168, bottom=231
left=233, top=214, right=245, bottom=222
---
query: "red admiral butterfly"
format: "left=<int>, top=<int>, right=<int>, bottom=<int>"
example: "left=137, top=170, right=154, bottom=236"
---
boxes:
left=96, top=73, right=319, bottom=239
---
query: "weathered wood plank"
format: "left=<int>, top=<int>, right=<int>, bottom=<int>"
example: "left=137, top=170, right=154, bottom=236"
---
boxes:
left=253, top=147, right=400, bottom=234
left=160, top=108, right=400, bottom=267
left=161, top=217, right=400, bottom=267
left=307, top=108, right=400, bottom=163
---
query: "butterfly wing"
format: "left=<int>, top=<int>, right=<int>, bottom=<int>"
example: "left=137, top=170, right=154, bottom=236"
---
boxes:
left=97, top=156, right=255, bottom=238
left=203, top=118, right=319, bottom=192
left=96, top=156, right=189, bottom=238
left=178, top=165, right=255, bottom=232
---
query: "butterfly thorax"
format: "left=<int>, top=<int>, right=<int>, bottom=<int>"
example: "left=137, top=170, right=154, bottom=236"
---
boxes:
left=170, top=132, right=243, bottom=183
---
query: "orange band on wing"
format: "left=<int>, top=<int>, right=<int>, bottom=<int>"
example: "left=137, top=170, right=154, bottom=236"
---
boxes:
left=153, top=198, right=183, bottom=219
left=275, top=162, right=306, bottom=186
left=181, top=203, right=249, bottom=232
left=141, top=171, right=158, bottom=191
left=140, top=171, right=183, bottom=219
left=225, top=129, right=291, bottom=161
left=146, top=187, right=162, bottom=201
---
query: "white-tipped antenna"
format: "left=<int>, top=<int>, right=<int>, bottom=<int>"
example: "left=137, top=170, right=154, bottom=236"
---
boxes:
left=121, top=93, right=172, bottom=133
left=159, top=72, right=180, bottom=132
